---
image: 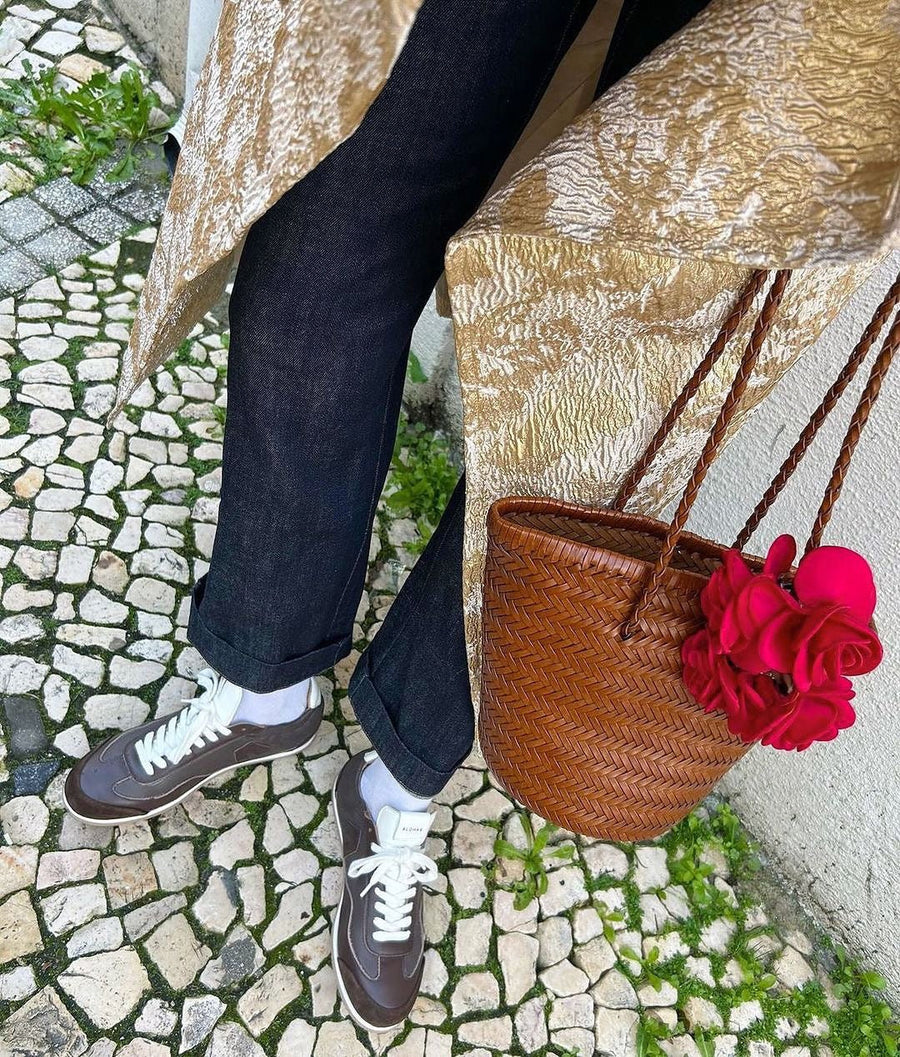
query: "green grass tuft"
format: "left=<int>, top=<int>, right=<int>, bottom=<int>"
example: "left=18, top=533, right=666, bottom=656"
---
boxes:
left=0, top=61, right=170, bottom=186
left=387, top=411, right=459, bottom=554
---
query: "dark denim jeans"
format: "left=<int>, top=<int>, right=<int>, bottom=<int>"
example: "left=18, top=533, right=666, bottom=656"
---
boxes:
left=593, top=0, right=712, bottom=96
left=188, top=0, right=708, bottom=796
left=188, top=0, right=598, bottom=795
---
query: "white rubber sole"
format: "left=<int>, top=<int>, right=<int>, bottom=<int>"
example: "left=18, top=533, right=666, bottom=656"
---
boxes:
left=62, top=681, right=323, bottom=828
left=331, top=771, right=403, bottom=1035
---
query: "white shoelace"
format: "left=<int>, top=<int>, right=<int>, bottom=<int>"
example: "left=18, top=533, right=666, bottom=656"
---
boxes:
left=348, top=841, right=438, bottom=942
left=135, top=669, right=238, bottom=778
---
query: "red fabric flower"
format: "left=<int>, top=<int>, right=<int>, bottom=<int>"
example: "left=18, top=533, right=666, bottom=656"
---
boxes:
left=719, top=576, right=802, bottom=674
left=753, top=678, right=857, bottom=751
left=701, top=549, right=753, bottom=634
left=725, top=670, right=791, bottom=744
left=683, top=629, right=739, bottom=716
left=762, top=534, right=797, bottom=577
left=683, top=628, right=789, bottom=744
left=793, top=545, right=877, bottom=622
left=681, top=533, right=880, bottom=752
left=790, top=604, right=883, bottom=691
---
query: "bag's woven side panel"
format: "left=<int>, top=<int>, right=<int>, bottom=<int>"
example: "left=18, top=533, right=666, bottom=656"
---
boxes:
left=478, top=499, right=750, bottom=839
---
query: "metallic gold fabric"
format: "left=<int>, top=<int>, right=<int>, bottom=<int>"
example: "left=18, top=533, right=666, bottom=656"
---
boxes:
left=113, top=0, right=621, bottom=413
left=446, top=0, right=899, bottom=705
left=112, top=0, right=423, bottom=417
left=433, top=0, right=624, bottom=317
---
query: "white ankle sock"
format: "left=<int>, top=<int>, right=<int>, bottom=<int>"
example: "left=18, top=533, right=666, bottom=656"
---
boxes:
left=232, top=677, right=313, bottom=726
left=360, top=752, right=432, bottom=819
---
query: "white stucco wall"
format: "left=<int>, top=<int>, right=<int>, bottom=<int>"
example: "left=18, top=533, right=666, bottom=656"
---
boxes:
left=109, top=0, right=222, bottom=100
left=408, top=295, right=463, bottom=447
left=686, top=254, right=900, bottom=1000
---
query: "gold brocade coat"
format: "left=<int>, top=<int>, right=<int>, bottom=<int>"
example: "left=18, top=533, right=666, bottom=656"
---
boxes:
left=115, top=0, right=900, bottom=705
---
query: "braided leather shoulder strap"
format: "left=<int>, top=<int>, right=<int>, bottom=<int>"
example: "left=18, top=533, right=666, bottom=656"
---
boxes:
left=807, top=310, right=900, bottom=552
left=620, top=270, right=791, bottom=638
left=618, top=268, right=900, bottom=639
left=734, top=272, right=900, bottom=550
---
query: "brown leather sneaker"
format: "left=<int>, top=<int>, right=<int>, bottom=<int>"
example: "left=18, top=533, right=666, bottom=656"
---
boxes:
left=63, top=669, right=323, bottom=825
left=332, top=750, right=437, bottom=1032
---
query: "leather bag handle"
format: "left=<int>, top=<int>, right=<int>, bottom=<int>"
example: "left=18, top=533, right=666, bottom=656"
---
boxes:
left=806, top=309, right=900, bottom=553
left=618, top=269, right=900, bottom=638
left=733, top=272, right=900, bottom=551
left=619, top=270, right=790, bottom=638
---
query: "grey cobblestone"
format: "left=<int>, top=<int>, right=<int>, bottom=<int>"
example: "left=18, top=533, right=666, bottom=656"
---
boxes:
left=0, top=197, right=55, bottom=242
left=24, top=226, right=95, bottom=269
left=0, top=248, right=45, bottom=291
left=31, top=175, right=98, bottom=217
left=72, top=205, right=131, bottom=244
left=0, top=4, right=173, bottom=296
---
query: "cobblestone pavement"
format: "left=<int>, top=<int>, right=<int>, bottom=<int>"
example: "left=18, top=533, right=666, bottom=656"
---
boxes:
left=0, top=0, right=173, bottom=295
left=0, top=2, right=888, bottom=1056
left=0, top=235, right=862, bottom=1057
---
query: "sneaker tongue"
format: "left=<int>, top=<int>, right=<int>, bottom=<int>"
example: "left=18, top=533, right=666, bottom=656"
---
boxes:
left=375, top=805, right=434, bottom=848
left=216, top=681, right=243, bottom=724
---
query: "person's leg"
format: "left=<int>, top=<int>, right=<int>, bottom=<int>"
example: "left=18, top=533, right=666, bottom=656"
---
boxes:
left=350, top=474, right=469, bottom=799
left=66, top=0, right=595, bottom=828
left=187, top=0, right=597, bottom=703
left=350, top=0, right=723, bottom=803
left=594, top=0, right=712, bottom=95
left=325, top=0, right=604, bottom=1034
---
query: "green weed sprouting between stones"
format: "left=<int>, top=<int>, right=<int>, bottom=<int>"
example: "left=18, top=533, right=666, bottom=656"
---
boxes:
left=662, top=802, right=760, bottom=911
left=497, top=798, right=900, bottom=1055
left=406, top=350, right=427, bottom=383
left=493, top=811, right=576, bottom=910
left=636, top=1018, right=674, bottom=1057
left=693, top=1029, right=716, bottom=1057
left=831, top=947, right=899, bottom=1057
left=640, top=944, right=666, bottom=992
left=594, top=896, right=626, bottom=943
left=388, top=410, right=459, bottom=554
left=0, top=61, right=170, bottom=185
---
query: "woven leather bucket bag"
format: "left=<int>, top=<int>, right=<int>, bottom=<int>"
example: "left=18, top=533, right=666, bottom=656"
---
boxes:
left=479, top=268, right=900, bottom=840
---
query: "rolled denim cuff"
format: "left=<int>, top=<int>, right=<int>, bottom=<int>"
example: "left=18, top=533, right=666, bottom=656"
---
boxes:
left=188, top=574, right=352, bottom=692
left=348, top=649, right=465, bottom=798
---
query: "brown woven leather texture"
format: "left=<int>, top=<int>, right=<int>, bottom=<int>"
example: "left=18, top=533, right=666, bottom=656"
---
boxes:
left=478, top=499, right=751, bottom=840
left=478, top=268, right=900, bottom=841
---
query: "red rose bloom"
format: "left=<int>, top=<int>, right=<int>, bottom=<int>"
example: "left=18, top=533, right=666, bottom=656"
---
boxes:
left=683, top=534, right=879, bottom=753
left=683, top=628, right=790, bottom=744
left=790, top=604, right=883, bottom=691
left=700, top=549, right=753, bottom=635
left=724, top=669, right=791, bottom=744
left=754, top=677, right=857, bottom=751
left=682, top=629, right=738, bottom=716
left=719, top=576, right=802, bottom=674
